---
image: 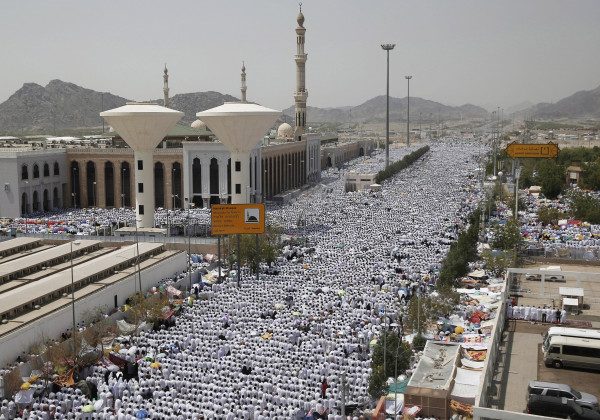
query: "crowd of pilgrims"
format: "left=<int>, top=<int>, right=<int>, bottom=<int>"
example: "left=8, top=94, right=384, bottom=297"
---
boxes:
left=3, top=208, right=213, bottom=237
left=3, top=140, right=490, bottom=419
left=519, top=190, right=600, bottom=259
left=506, top=303, right=567, bottom=324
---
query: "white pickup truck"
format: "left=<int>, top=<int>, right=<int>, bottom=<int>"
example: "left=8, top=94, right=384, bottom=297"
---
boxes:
left=525, top=266, right=565, bottom=282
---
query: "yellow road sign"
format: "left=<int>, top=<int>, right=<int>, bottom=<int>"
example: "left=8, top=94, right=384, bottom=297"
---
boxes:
left=211, top=204, right=265, bottom=235
left=506, top=142, right=559, bottom=159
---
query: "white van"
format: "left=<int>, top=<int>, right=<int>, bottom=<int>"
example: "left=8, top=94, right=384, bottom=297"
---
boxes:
left=543, top=335, right=600, bottom=370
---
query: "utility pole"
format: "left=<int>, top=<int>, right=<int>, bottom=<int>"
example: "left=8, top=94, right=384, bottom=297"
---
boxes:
left=405, top=76, right=412, bottom=148
left=381, top=44, right=395, bottom=167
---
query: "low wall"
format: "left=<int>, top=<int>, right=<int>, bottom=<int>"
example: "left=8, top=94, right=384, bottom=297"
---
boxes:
left=0, top=251, right=185, bottom=368
left=475, top=278, right=507, bottom=409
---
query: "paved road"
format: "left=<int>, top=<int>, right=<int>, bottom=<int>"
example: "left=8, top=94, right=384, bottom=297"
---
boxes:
left=502, top=329, right=543, bottom=412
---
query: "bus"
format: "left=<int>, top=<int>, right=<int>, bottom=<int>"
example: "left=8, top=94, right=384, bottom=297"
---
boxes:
left=543, top=335, right=600, bottom=370
left=542, top=327, right=600, bottom=352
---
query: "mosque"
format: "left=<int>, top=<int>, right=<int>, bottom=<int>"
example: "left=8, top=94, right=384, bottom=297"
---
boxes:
left=0, top=7, right=376, bottom=218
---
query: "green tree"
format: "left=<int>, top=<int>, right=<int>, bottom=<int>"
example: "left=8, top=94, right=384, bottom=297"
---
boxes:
left=535, top=160, right=564, bottom=199
left=225, top=224, right=283, bottom=273
left=482, top=249, right=515, bottom=277
left=581, top=162, right=600, bottom=190
left=368, top=332, right=412, bottom=399
left=405, top=293, right=455, bottom=335
left=492, top=219, right=522, bottom=251
left=569, top=191, right=600, bottom=224
left=537, top=206, right=565, bottom=226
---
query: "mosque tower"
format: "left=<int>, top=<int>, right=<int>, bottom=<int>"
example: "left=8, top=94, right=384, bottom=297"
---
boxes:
left=293, top=3, right=308, bottom=141
left=241, top=62, right=247, bottom=103
left=163, top=64, right=170, bottom=108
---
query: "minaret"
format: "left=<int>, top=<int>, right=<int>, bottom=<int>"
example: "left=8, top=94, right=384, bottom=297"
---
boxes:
left=294, top=3, right=308, bottom=141
left=241, top=61, right=247, bottom=103
left=163, top=64, right=170, bottom=108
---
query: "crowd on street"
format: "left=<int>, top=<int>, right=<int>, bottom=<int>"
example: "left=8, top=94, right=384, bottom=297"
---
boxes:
left=2, top=140, right=492, bottom=419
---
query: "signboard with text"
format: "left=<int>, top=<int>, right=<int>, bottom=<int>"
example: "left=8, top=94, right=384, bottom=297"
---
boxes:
left=506, top=142, right=559, bottom=159
left=211, top=204, right=265, bottom=235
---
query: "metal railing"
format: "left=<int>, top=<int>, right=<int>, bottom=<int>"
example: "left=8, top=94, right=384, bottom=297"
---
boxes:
left=16, top=232, right=217, bottom=245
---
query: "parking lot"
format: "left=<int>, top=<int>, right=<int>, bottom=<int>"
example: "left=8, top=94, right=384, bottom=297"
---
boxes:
left=493, top=321, right=600, bottom=413
left=537, top=344, right=600, bottom=398
left=515, top=263, right=600, bottom=319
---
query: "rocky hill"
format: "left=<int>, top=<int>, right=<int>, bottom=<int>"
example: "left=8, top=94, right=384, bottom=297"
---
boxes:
left=0, top=80, right=128, bottom=133
left=0, top=80, right=239, bottom=134
left=158, top=91, right=239, bottom=124
left=523, top=84, right=600, bottom=119
left=284, top=95, right=488, bottom=123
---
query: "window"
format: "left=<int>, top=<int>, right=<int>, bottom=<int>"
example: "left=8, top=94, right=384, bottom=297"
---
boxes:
left=21, top=165, right=28, bottom=180
left=33, top=164, right=39, bottom=178
left=545, top=390, right=560, bottom=397
left=138, top=183, right=144, bottom=193
left=54, top=162, right=60, bottom=176
left=137, top=160, right=143, bottom=170
left=43, top=163, right=50, bottom=177
left=549, top=346, right=560, bottom=354
left=235, top=161, right=241, bottom=172
left=138, top=205, right=144, bottom=215
left=235, top=184, right=241, bottom=194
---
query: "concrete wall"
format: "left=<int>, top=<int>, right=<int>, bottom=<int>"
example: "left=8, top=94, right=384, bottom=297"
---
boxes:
left=0, top=251, right=185, bottom=368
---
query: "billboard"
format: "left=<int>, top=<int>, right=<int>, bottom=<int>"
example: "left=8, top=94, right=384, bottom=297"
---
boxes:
left=506, top=142, right=559, bottom=159
left=211, top=204, right=265, bottom=235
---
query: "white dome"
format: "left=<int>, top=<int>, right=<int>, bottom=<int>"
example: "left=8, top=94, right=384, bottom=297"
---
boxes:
left=191, top=119, right=207, bottom=130
left=277, top=123, right=294, bottom=139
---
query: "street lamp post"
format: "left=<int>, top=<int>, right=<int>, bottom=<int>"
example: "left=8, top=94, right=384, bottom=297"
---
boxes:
left=185, top=198, right=194, bottom=292
left=69, top=235, right=77, bottom=358
left=405, top=76, right=412, bottom=148
left=381, top=43, right=395, bottom=168
left=134, top=219, right=142, bottom=294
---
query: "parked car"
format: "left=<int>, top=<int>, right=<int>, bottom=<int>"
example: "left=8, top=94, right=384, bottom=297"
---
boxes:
left=528, top=381, right=599, bottom=411
left=527, top=395, right=600, bottom=419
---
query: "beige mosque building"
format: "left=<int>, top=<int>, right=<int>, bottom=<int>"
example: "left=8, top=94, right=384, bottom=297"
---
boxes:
left=0, top=7, right=376, bottom=218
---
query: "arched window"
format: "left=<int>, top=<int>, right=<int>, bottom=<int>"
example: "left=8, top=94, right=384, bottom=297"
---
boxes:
left=43, top=163, right=50, bottom=177
left=21, top=164, right=28, bottom=180
left=33, top=164, right=40, bottom=179
left=53, top=162, right=60, bottom=176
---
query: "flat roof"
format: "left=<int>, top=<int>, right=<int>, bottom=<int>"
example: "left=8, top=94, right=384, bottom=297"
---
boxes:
left=0, top=238, right=41, bottom=256
left=0, top=243, right=162, bottom=318
left=407, top=341, right=459, bottom=392
left=0, top=240, right=100, bottom=281
left=559, top=287, right=584, bottom=297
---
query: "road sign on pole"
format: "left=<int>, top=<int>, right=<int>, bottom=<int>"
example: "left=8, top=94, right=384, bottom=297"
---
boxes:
left=506, top=142, right=559, bottom=159
left=211, top=204, right=265, bottom=235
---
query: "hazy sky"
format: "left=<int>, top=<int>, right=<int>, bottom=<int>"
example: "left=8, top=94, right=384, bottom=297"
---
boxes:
left=2, top=0, right=599, bottom=111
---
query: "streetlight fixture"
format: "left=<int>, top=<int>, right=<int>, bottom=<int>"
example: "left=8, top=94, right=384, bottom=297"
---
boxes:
left=381, top=43, right=395, bottom=168
left=405, top=75, right=412, bottom=148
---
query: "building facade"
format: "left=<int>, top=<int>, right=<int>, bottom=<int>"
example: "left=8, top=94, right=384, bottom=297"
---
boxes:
left=0, top=149, right=68, bottom=218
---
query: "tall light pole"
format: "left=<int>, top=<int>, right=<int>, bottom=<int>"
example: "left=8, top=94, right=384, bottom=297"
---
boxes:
left=185, top=198, right=194, bottom=292
left=69, top=235, right=77, bottom=358
left=134, top=219, right=142, bottom=294
left=381, top=43, right=395, bottom=168
left=405, top=75, right=412, bottom=148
